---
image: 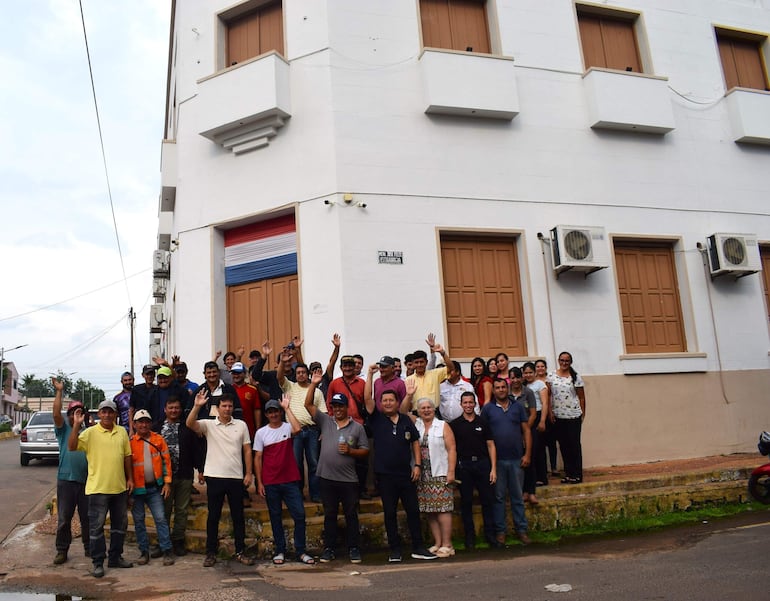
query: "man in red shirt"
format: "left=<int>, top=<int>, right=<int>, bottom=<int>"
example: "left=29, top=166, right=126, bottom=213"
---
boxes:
left=231, top=362, right=260, bottom=506
left=326, top=355, right=368, bottom=497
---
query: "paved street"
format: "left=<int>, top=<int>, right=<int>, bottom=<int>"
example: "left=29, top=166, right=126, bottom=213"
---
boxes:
left=0, top=438, right=56, bottom=544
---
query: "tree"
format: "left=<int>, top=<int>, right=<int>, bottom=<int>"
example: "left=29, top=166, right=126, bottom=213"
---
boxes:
left=71, top=378, right=106, bottom=409
left=19, top=374, right=54, bottom=399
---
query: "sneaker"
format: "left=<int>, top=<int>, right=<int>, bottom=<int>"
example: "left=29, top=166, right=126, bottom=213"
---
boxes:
left=53, top=551, right=67, bottom=565
left=319, top=548, right=335, bottom=563
left=203, top=554, right=216, bottom=567
left=136, top=552, right=150, bottom=565
left=411, top=548, right=439, bottom=560
left=349, top=547, right=362, bottom=563
left=163, top=550, right=175, bottom=566
left=107, top=557, right=133, bottom=568
left=388, top=550, right=402, bottom=563
left=92, top=564, right=105, bottom=578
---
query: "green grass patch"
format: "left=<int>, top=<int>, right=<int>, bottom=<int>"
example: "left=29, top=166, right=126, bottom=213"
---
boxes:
left=454, top=501, right=769, bottom=549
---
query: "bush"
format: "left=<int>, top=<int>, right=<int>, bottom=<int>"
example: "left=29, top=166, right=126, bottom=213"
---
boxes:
left=0, top=423, right=11, bottom=433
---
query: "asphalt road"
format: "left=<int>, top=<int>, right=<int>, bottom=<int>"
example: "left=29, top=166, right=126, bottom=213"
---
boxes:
left=0, top=437, right=57, bottom=543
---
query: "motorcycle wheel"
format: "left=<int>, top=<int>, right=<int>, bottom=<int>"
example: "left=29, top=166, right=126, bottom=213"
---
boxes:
left=748, top=473, right=770, bottom=504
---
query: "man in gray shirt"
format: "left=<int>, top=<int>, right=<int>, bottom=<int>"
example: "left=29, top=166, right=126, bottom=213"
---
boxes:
left=305, top=370, right=369, bottom=564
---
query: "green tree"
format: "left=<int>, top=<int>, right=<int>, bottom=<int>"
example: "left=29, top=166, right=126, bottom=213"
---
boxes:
left=19, top=374, right=54, bottom=399
left=71, top=378, right=106, bottom=409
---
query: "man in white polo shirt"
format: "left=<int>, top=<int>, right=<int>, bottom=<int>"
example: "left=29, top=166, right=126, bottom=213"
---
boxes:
left=186, top=390, right=254, bottom=568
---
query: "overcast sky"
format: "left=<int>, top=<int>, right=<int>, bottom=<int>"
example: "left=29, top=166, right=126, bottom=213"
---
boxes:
left=0, top=1, right=170, bottom=397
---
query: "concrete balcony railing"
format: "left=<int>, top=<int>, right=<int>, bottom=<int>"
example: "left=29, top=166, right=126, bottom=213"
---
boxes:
left=583, top=67, right=675, bottom=135
left=726, top=87, right=770, bottom=145
left=419, top=48, right=520, bottom=120
left=197, top=51, right=291, bottom=154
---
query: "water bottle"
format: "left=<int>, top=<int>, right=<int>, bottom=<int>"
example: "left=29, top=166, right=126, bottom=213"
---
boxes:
left=338, top=433, right=346, bottom=454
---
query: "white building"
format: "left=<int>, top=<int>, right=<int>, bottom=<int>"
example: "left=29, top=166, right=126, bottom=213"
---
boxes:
left=154, top=0, right=770, bottom=466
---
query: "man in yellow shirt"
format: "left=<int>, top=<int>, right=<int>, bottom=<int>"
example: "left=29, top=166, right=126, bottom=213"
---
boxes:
left=68, top=399, right=134, bottom=578
left=404, top=335, right=452, bottom=411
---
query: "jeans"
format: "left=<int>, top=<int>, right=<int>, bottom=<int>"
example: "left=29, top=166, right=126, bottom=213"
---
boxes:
left=377, top=473, right=424, bottom=552
left=163, top=478, right=193, bottom=544
left=456, top=458, right=496, bottom=546
left=88, top=491, right=128, bottom=565
left=132, top=486, right=172, bottom=553
left=265, top=481, right=307, bottom=557
left=494, top=459, right=527, bottom=534
left=319, top=477, right=360, bottom=550
left=293, top=426, right=321, bottom=500
left=554, top=417, right=583, bottom=480
left=56, top=479, right=89, bottom=553
left=205, top=477, right=246, bottom=555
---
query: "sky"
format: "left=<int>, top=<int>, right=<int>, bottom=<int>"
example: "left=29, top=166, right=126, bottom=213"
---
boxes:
left=0, top=1, right=170, bottom=397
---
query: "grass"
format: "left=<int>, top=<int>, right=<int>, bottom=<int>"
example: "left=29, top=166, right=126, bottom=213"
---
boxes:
left=454, top=501, right=770, bottom=549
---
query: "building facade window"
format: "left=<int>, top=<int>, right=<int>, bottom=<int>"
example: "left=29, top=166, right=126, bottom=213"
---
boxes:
left=577, top=6, right=642, bottom=73
left=440, top=236, right=527, bottom=358
left=225, top=1, right=284, bottom=67
left=614, top=242, right=686, bottom=353
left=761, top=246, right=770, bottom=324
left=716, top=28, right=769, bottom=91
left=420, top=0, right=490, bottom=54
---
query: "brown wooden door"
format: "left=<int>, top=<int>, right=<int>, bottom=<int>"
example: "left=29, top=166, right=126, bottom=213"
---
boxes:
left=226, top=1, right=284, bottom=66
left=441, top=237, right=527, bottom=358
left=578, top=12, right=642, bottom=72
left=615, top=244, right=685, bottom=353
left=717, top=34, right=768, bottom=91
left=227, top=273, right=300, bottom=354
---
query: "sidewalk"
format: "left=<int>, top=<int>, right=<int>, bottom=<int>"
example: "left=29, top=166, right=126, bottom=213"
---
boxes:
left=0, top=453, right=760, bottom=600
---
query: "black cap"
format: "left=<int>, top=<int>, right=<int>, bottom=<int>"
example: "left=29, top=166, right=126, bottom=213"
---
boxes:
left=330, top=393, right=348, bottom=406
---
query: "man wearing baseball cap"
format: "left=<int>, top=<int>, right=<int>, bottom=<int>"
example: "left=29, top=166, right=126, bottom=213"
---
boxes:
left=52, top=376, right=89, bottom=565
left=68, top=398, right=134, bottom=578
left=129, top=409, right=175, bottom=566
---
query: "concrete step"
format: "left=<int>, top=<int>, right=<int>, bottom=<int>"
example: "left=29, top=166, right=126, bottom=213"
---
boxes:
left=112, top=462, right=755, bottom=559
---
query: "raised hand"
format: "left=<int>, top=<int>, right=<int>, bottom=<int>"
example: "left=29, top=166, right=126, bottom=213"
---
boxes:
left=280, top=393, right=291, bottom=411
left=426, top=332, right=436, bottom=350
left=332, top=333, right=341, bottom=348
left=292, top=336, right=304, bottom=348
left=311, top=371, right=323, bottom=386
left=261, top=341, right=272, bottom=357
left=405, top=378, right=417, bottom=396
left=194, top=389, right=208, bottom=407
left=51, top=377, right=64, bottom=392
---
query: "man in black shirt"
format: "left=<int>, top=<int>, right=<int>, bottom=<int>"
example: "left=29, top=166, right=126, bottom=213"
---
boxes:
left=450, top=391, right=498, bottom=549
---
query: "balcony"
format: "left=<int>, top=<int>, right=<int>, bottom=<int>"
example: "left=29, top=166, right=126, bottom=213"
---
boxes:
left=197, top=52, right=291, bottom=154
left=583, top=68, right=675, bottom=134
left=725, top=87, right=770, bottom=145
left=419, top=49, right=519, bottom=120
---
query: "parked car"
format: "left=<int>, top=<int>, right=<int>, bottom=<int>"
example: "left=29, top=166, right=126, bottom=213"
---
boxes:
left=19, top=411, right=58, bottom=466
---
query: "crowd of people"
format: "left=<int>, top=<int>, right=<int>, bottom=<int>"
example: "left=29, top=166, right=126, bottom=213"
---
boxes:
left=52, top=334, right=586, bottom=575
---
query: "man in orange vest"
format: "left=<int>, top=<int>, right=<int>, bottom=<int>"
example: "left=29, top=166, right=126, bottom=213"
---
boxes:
left=130, top=409, right=175, bottom=566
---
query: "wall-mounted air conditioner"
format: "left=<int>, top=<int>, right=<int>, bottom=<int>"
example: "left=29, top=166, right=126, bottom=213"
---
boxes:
left=707, top=233, right=760, bottom=278
left=152, top=277, right=167, bottom=300
left=150, top=304, right=165, bottom=333
left=153, top=250, right=170, bottom=278
left=550, top=225, right=610, bottom=276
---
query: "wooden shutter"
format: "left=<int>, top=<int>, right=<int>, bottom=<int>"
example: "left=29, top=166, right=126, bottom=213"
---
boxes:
left=717, top=33, right=768, bottom=91
left=421, top=0, right=489, bottom=53
left=761, top=246, right=770, bottom=324
left=226, top=2, right=283, bottom=66
left=227, top=273, right=300, bottom=353
left=441, top=237, right=526, bottom=358
left=615, top=244, right=685, bottom=353
left=578, top=11, right=642, bottom=73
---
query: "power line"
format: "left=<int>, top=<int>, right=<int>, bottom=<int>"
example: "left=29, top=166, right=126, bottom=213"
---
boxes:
left=31, top=313, right=128, bottom=369
left=0, top=268, right=150, bottom=322
left=78, top=0, right=132, bottom=307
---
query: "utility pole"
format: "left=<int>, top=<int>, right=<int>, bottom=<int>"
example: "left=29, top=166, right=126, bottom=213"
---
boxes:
left=129, top=307, right=136, bottom=376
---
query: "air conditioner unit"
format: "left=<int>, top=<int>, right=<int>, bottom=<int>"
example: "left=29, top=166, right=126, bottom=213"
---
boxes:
left=153, top=250, right=170, bottom=278
left=150, top=304, right=165, bottom=333
left=707, top=233, right=760, bottom=278
left=152, top=277, right=167, bottom=300
left=550, top=225, right=610, bottom=276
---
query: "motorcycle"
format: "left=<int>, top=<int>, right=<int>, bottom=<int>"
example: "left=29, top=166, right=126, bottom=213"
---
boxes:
left=748, top=431, right=770, bottom=504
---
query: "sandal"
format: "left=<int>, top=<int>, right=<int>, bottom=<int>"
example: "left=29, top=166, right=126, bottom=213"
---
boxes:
left=298, top=553, right=315, bottom=565
left=235, top=552, right=254, bottom=566
left=436, top=546, right=455, bottom=557
left=272, top=553, right=285, bottom=565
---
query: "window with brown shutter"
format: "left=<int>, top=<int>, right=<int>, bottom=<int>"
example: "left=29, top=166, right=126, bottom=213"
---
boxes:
left=716, top=29, right=769, bottom=91
left=761, top=246, right=770, bottom=324
left=225, top=1, right=284, bottom=67
left=577, top=7, right=642, bottom=73
left=614, top=242, right=686, bottom=353
left=440, top=236, right=527, bottom=358
left=420, top=0, right=491, bottom=54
